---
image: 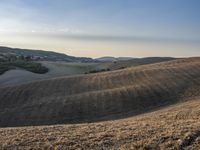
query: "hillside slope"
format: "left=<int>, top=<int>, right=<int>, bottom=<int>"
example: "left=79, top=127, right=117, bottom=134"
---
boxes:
left=0, top=98, right=199, bottom=149
left=0, top=57, right=199, bottom=127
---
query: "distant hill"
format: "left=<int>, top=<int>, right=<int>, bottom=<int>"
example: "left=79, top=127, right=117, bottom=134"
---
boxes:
left=95, top=56, right=133, bottom=62
left=95, top=57, right=176, bottom=71
left=0, top=46, right=98, bottom=62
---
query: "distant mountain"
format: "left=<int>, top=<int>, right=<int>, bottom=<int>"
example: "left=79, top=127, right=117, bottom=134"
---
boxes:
left=0, top=46, right=98, bottom=63
left=95, top=56, right=133, bottom=62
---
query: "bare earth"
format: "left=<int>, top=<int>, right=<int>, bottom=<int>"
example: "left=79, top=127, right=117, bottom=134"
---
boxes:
left=0, top=98, right=199, bottom=150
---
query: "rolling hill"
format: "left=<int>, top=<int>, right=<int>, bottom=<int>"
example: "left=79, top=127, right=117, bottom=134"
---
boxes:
left=0, top=57, right=199, bottom=127
left=95, top=57, right=176, bottom=71
left=0, top=46, right=97, bottom=62
left=95, top=56, right=133, bottom=62
left=0, top=61, right=98, bottom=87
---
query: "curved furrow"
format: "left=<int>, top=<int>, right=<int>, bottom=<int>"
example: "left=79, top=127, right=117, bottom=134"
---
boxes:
left=0, top=58, right=199, bottom=126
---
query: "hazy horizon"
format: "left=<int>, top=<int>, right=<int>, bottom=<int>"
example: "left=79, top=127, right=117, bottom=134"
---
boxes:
left=0, top=0, right=199, bottom=57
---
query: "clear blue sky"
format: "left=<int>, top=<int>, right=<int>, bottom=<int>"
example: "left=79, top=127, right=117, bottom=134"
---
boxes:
left=0, top=0, right=199, bottom=57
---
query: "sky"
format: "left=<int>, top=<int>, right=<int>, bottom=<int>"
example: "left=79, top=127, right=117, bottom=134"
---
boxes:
left=0, top=0, right=199, bottom=58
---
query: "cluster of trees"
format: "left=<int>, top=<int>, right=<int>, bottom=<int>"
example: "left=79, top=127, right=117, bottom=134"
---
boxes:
left=0, top=54, right=48, bottom=75
left=85, top=68, right=110, bottom=74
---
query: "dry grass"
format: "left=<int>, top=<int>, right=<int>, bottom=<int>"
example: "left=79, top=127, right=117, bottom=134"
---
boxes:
left=0, top=98, right=199, bottom=150
left=0, top=57, right=200, bottom=127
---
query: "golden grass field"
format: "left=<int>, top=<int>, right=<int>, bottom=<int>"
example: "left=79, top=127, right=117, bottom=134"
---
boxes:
left=0, top=57, right=199, bottom=149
